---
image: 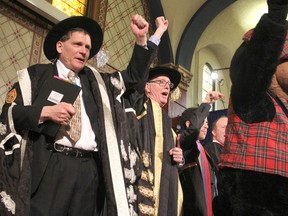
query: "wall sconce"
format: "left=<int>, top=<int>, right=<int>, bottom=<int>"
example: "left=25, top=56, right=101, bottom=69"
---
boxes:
left=211, top=67, right=229, bottom=110
left=211, top=71, right=218, bottom=80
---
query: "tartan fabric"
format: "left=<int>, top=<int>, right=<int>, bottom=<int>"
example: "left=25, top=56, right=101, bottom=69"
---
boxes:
left=219, top=94, right=288, bottom=177
left=243, top=28, right=288, bottom=61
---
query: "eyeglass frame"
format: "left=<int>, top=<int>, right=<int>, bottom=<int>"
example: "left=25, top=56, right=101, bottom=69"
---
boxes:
left=148, top=79, right=174, bottom=89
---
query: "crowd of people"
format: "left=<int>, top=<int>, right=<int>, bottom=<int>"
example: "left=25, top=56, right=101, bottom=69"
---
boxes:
left=0, top=0, right=287, bottom=215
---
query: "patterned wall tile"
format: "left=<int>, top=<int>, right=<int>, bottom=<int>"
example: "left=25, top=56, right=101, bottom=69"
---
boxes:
left=0, top=1, right=48, bottom=109
left=0, top=14, right=33, bottom=106
left=104, top=0, right=146, bottom=70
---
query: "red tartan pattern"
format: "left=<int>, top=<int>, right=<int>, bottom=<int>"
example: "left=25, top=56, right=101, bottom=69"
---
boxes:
left=219, top=96, right=288, bottom=177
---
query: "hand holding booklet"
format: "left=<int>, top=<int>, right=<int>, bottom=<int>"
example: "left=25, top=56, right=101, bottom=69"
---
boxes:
left=33, top=76, right=81, bottom=137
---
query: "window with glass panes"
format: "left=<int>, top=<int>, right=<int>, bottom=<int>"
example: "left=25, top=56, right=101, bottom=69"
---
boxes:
left=202, top=63, right=215, bottom=110
left=202, top=63, right=213, bottom=99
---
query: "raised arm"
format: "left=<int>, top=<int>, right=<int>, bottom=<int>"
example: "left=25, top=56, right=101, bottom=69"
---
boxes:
left=121, top=15, right=169, bottom=114
left=180, top=91, right=224, bottom=150
left=230, top=0, right=288, bottom=118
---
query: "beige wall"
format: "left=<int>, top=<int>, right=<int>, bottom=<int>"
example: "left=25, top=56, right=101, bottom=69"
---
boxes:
left=195, top=47, right=230, bottom=109
left=162, top=0, right=267, bottom=111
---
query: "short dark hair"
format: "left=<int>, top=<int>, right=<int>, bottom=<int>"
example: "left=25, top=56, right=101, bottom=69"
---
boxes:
left=211, top=115, right=227, bottom=130
left=59, top=28, right=90, bottom=42
left=179, top=107, right=198, bottom=129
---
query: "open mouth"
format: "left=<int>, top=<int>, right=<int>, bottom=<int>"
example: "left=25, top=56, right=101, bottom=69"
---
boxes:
left=76, top=57, right=85, bottom=62
left=162, top=92, right=169, bottom=96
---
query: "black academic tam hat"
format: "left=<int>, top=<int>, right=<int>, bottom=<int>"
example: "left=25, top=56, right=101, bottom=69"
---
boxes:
left=148, top=66, right=181, bottom=90
left=44, top=16, right=103, bottom=61
left=180, top=107, right=198, bottom=127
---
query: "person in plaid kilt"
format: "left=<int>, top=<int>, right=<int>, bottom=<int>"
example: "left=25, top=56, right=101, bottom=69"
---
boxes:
left=214, top=0, right=288, bottom=215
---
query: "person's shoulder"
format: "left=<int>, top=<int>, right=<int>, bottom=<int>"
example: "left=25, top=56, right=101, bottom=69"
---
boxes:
left=204, top=142, right=212, bottom=148
left=204, top=142, right=216, bottom=151
left=83, top=65, right=117, bottom=77
left=83, top=66, right=121, bottom=86
left=17, top=64, right=54, bottom=84
left=27, top=63, right=54, bottom=72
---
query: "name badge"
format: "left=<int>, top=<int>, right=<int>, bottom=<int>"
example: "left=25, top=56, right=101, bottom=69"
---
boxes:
left=47, top=90, right=64, bottom=104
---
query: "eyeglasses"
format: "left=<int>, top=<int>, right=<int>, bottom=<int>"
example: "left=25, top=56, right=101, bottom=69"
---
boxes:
left=148, top=79, right=174, bottom=89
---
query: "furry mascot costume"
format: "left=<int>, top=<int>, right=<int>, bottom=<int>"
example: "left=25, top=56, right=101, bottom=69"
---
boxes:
left=214, top=0, right=288, bottom=215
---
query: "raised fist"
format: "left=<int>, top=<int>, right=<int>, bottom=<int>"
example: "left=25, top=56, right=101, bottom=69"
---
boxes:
left=268, top=0, right=288, bottom=6
left=267, top=0, right=288, bottom=22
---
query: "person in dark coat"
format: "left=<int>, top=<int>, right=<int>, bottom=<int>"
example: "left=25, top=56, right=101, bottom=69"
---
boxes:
left=179, top=91, right=224, bottom=216
left=204, top=115, right=227, bottom=168
left=120, top=16, right=170, bottom=216
left=0, top=14, right=166, bottom=216
left=133, top=66, right=184, bottom=215
left=215, top=0, right=288, bottom=215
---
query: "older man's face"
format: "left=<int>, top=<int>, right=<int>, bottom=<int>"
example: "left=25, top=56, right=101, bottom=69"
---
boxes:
left=212, top=116, right=228, bottom=145
left=56, top=31, right=91, bottom=73
left=145, top=75, right=171, bottom=107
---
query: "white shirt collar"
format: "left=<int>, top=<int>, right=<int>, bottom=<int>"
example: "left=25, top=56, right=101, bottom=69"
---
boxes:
left=56, top=60, right=70, bottom=79
left=56, top=60, right=81, bottom=86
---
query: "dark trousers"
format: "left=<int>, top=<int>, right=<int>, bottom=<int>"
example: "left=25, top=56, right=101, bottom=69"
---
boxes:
left=214, top=168, right=288, bottom=216
left=179, top=167, right=208, bottom=216
left=30, top=152, right=99, bottom=216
